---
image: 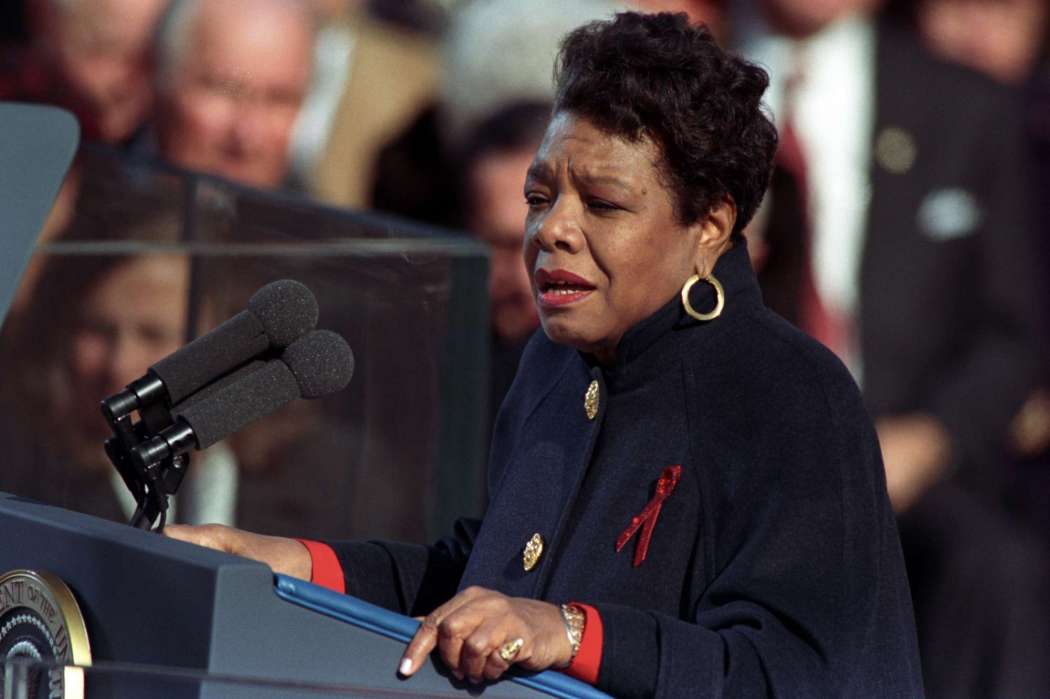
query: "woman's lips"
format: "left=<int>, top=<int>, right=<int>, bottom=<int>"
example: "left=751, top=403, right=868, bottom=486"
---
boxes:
left=534, top=268, right=596, bottom=308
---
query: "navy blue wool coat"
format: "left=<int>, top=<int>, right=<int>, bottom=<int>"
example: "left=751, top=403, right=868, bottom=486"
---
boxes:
left=328, top=242, right=924, bottom=698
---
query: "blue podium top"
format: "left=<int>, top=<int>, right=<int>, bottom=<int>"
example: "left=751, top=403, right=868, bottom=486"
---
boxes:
left=275, top=575, right=612, bottom=699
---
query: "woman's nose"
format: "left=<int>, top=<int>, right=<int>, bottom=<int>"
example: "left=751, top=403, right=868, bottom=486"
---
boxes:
left=530, top=197, right=584, bottom=254
left=105, top=334, right=152, bottom=396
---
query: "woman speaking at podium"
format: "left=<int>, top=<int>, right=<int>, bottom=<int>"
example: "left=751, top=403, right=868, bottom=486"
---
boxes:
left=168, top=12, right=922, bottom=697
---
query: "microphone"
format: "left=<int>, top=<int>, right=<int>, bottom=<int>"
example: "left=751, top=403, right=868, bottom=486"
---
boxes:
left=102, top=279, right=319, bottom=421
left=129, top=330, right=353, bottom=469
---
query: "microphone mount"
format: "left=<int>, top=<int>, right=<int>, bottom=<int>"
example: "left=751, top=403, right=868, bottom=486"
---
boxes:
left=101, top=377, right=187, bottom=532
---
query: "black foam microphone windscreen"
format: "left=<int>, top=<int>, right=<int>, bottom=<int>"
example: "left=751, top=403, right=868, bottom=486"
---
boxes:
left=150, top=279, right=318, bottom=404
left=168, top=329, right=353, bottom=451
left=173, top=359, right=268, bottom=411
left=173, top=359, right=301, bottom=450
left=281, top=329, right=354, bottom=399
left=247, top=279, right=320, bottom=347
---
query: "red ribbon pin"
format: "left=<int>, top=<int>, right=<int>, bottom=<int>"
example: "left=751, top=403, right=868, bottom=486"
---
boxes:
left=616, top=465, right=682, bottom=567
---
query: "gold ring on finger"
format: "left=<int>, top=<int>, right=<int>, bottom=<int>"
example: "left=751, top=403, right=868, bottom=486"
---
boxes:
left=498, top=637, right=524, bottom=663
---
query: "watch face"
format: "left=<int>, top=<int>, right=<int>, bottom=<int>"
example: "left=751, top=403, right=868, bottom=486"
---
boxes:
left=0, top=569, right=91, bottom=699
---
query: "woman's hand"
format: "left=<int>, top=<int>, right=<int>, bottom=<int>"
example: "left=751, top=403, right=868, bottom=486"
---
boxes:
left=163, top=524, right=312, bottom=580
left=399, top=586, right=572, bottom=684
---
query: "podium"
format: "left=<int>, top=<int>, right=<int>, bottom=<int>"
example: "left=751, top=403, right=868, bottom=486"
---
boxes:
left=0, top=492, right=607, bottom=697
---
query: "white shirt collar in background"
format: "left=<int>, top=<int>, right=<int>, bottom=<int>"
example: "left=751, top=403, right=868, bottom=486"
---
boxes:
left=737, top=9, right=876, bottom=379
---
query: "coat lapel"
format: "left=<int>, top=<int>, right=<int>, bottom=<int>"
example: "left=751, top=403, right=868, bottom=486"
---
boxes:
left=460, top=349, right=604, bottom=597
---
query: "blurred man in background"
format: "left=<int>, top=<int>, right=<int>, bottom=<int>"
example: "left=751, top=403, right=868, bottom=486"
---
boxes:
left=3, top=0, right=169, bottom=144
left=732, top=0, right=1048, bottom=695
left=905, top=0, right=1050, bottom=499
left=457, top=101, right=550, bottom=428
left=153, top=0, right=315, bottom=189
left=913, top=0, right=1047, bottom=85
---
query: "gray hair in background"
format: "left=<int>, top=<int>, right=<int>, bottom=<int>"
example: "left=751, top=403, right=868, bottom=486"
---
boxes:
left=154, top=0, right=197, bottom=89
left=440, top=0, right=624, bottom=147
left=153, top=0, right=317, bottom=90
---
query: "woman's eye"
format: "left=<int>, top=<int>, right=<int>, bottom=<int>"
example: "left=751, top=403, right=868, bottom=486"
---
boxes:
left=586, top=199, right=619, bottom=212
left=525, top=193, right=549, bottom=207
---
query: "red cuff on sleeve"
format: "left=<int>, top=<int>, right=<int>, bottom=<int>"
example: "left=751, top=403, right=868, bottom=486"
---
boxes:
left=297, top=539, right=345, bottom=594
left=565, top=603, right=603, bottom=685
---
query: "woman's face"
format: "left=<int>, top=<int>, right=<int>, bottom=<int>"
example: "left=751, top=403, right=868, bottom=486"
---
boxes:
left=523, top=112, right=704, bottom=362
left=68, top=255, right=189, bottom=443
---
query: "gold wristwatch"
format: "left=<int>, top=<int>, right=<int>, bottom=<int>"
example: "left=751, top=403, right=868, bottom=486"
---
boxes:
left=560, top=603, right=585, bottom=663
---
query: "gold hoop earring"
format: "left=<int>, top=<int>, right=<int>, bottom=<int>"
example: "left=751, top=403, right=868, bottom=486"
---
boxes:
left=681, top=273, right=724, bottom=322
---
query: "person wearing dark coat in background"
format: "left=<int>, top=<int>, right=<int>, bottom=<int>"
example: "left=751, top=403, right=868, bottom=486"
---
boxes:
left=733, top=1, right=1049, bottom=696
left=167, top=12, right=923, bottom=696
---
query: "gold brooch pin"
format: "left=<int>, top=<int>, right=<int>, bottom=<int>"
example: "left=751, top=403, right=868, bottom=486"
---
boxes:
left=522, top=533, right=544, bottom=571
left=584, top=379, right=599, bottom=420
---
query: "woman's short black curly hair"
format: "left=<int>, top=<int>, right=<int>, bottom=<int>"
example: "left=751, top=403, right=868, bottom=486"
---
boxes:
left=554, top=11, right=777, bottom=234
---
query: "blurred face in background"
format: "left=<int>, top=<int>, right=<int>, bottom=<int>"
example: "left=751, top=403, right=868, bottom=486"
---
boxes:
left=30, top=0, right=169, bottom=143
left=68, top=255, right=189, bottom=452
left=917, top=0, right=1046, bottom=84
left=468, top=147, right=541, bottom=345
left=156, top=0, right=313, bottom=188
left=759, top=0, right=882, bottom=36
left=629, top=0, right=726, bottom=38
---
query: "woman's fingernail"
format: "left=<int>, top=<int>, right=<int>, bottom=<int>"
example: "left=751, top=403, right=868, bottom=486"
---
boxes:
left=399, top=658, right=412, bottom=675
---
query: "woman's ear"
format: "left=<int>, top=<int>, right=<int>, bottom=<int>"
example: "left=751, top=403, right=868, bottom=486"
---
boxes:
left=691, top=195, right=737, bottom=277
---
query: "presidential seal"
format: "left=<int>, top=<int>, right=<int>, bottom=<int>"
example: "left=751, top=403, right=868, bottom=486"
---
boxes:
left=0, top=570, right=90, bottom=699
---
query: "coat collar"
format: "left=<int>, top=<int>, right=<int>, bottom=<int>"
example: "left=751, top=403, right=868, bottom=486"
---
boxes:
left=591, top=239, right=764, bottom=391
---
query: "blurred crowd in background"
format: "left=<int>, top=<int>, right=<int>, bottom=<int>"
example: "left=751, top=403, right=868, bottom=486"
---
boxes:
left=1, top=0, right=1049, bottom=696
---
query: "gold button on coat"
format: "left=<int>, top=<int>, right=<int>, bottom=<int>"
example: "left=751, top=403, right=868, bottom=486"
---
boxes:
left=584, top=380, right=600, bottom=420
left=522, top=533, right=544, bottom=571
